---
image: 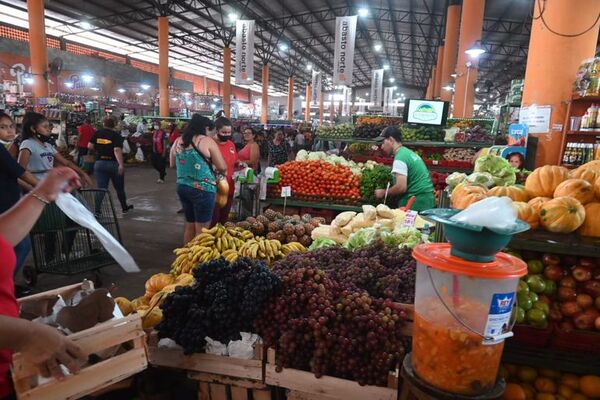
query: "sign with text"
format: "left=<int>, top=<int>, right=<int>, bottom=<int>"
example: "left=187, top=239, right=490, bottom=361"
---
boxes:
left=370, top=69, right=384, bottom=109
left=235, top=20, right=255, bottom=85
left=332, top=16, right=357, bottom=86
left=311, top=70, right=322, bottom=106
left=280, top=186, right=292, bottom=197
left=519, top=105, right=551, bottom=134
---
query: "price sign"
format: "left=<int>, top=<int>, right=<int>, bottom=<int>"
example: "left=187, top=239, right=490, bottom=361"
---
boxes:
left=402, top=210, right=418, bottom=227
left=281, top=186, right=292, bottom=197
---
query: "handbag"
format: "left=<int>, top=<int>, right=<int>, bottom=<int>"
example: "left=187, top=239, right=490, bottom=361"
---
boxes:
left=191, top=141, right=230, bottom=207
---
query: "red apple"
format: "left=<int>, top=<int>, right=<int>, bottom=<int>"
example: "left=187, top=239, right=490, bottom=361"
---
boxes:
left=560, top=301, right=581, bottom=317
left=595, top=316, right=600, bottom=331
left=573, top=266, right=592, bottom=282
left=558, top=287, right=577, bottom=302
left=576, top=293, right=594, bottom=309
left=593, top=268, right=600, bottom=281
left=538, top=294, right=551, bottom=305
left=596, top=296, right=600, bottom=310
left=560, top=276, right=577, bottom=288
left=562, top=255, right=578, bottom=267
left=579, top=258, right=597, bottom=269
left=544, top=265, right=566, bottom=282
left=574, top=308, right=599, bottom=330
left=542, top=253, right=561, bottom=266
left=559, top=320, right=575, bottom=333
left=582, top=280, right=600, bottom=298
left=549, top=303, right=563, bottom=321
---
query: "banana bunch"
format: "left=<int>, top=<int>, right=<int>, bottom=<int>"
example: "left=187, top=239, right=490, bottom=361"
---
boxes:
left=171, top=245, right=220, bottom=275
left=281, top=242, right=307, bottom=255
left=221, top=249, right=239, bottom=262
left=187, top=225, right=252, bottom=252
left=239, top=238, right=283, bottom=264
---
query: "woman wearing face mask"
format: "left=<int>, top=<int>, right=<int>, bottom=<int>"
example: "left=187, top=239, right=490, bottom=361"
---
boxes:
left=18, top=112, right=93, bottom=186
left=211, top=117, right=239, bottom=226
left=151, top=121, right=169, bottom=183
left=170, top=114, right=227, bottom=244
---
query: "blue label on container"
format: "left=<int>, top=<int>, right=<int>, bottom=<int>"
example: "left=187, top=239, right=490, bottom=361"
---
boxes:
left=483, top=292, right=515, bottom=345
left=489, top=292, right=515, bottom=315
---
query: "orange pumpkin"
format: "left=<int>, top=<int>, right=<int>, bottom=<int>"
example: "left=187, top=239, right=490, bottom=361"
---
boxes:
left=577, top=202, right=600, bottom=237
left=539, top=197, right=586, bottom=233
left=525, top=165, right=569, bottom=198
left=512, top=202, right=539, bottom=229
left=451, top=185, right=488, bottom=209
left=487, top=185, right=529, bottom=202
left=528, top=197, right=551, bottom=215
left=553, top=179, right=595, bottom=205
left=569, top=167, right=598, bottom=185
left=596, top=176, right=600, bottom=199
left=145, top=273, right=175, bottom=298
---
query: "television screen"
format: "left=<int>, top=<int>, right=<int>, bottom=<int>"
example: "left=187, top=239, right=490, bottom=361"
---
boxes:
left=403, top=99, right=449, bottom=126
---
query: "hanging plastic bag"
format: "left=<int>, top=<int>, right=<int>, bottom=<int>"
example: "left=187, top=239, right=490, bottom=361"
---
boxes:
left=135, top=145, right=145, bottom=162
left=122, top=140, right=131, bottom=155
left=450, top=196, right=517, bottom=230
left=55, top=193, right=140, bottom=273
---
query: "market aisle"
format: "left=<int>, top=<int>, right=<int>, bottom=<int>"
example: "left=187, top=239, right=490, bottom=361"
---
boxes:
left=16, top=165, right=184, bottom=299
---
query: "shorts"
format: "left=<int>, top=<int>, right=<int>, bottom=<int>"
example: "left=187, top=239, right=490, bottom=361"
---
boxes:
left=177, top=184, right=216, bottom=223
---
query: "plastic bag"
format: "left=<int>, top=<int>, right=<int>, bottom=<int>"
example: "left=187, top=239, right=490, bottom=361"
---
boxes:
left=135, top=146, right=144, bottom=162
left=205, top=337, right=228, bottom=356
left=228, top=332, right=260, bottom=359
left=122, top=140, right=131, bottom=154
left=55, top=193, right=140, bottom=273
left=450, top=196, right=517, bottom=230
left=466, top=172, right=495, bottom=188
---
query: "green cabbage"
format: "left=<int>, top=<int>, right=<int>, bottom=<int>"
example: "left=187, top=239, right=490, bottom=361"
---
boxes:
left=474, top=155, right=517, bottom=186
left=295, top=149, right=309, bottom=161
left=343, top=228, right=377, bottom=249
left=445, top=172, right=467, bottom=190
left=309, top=237, right=338, bottom=251
left=380, top=227, right=428, bottom=249
left=466, top=172, right=495, bottom=188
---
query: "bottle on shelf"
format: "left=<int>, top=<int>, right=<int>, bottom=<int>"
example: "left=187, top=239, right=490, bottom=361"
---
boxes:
left=591, top=104, right=598, bottom=130
left=582, top=113, right=589, bottom=131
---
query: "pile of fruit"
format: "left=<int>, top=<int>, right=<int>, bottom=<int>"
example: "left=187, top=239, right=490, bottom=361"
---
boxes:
left=430, top=171, right=449, bottom=192
left=442, top=148, right=477, bottom=162
left=356, top=116, right=402, bottom=126
left=501, top=364, right=600, bottom=400
left=158, top=257, right=281, bottom=354
left=254, top=242, right=414, bottom=386
left=449, top=161, right=600, bottom=237
left=402, top=126, right=445, bottom=142
left=347, top=142, right=376, bottom=155
left=171, top=224, right=307, bottom=275
left=353, top=123, right=387, bottom=139
left=235, top=210, right=322, bottom=247
left=512, top=251, right=600, bottom=332
left=273, top=160, right=361, bottom=204
left=315, top=124, right=353, bottom=138
left=359, top=165, right=394, bottom=204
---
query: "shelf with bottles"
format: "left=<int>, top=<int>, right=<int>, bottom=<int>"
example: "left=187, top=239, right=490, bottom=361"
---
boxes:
left=561, top=141, right=599, bottom=168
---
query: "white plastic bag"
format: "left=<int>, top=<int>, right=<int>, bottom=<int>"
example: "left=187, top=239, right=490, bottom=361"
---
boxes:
left=135, top=146, right=144, bottom=162
left=122, top=140, right=131, bottom=154
left=228, top=332, right=260, bottom=359
left=205, top=337, right=228, bottom=355
left=450, top=196, right=517, bottom=230
left=55, top=193, right=140, bottom=273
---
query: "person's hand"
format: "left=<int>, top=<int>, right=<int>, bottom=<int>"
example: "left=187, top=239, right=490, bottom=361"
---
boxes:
left=118, top=165, right=124, bottom=175
left=34, top=167, right=81, bottom=202
left=16, top=322, right=86, bottom=379
left=375, top=189, right=386, bottom=199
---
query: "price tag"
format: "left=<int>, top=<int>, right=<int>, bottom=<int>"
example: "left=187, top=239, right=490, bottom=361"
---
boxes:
left=402, top=210, right=418, bottom=227
left=281, top=186, right=292, bottom=197
left=432, top=160, right=439, bottom=165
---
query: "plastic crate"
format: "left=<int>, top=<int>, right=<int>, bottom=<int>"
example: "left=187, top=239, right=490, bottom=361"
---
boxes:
left=511, top=324, right=553, bottom=348
left=551, top=325, right=600, bottom=355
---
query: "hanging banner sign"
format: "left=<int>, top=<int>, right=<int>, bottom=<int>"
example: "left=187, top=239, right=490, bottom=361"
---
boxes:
left=235, top=20, right=255, bottom=85
left=311, top=70, right=322, bottom=106
left=333, top=16, right=357, bottom=86
left=370, top=69, right=384, bottom=109
left=383, top=87, right=393, bottom=114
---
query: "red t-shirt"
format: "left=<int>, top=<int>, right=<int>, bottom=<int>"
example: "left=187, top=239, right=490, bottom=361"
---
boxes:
left=0, top=235, right=18, bottom=398
left=78, top=123, right=95, bottom=149
left=217, top=140, right=238, bottom=185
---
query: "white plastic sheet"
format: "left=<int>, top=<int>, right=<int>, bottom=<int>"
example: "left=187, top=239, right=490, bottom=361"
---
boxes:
left=450, top=196, right=517, bottom=230
left=55, top=193, right=140, bottom=273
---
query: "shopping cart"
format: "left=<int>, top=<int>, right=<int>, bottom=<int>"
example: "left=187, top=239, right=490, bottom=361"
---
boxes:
left=23, top=189, right=122, bottom=286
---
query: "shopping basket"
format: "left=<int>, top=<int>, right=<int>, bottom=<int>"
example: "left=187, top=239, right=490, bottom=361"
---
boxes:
left=24, top=189, right=122, bottom=286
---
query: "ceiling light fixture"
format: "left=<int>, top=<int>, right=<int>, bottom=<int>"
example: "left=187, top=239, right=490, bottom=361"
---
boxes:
left=24, top=77, right=34, bottom=85
left=186, top=100, right=193, bottom=106
left=135, top=92, right=143, bottom=96
left=383, top=64, right=390, bottom=70
left=443, top=85, right=454, bottom=91
left=278, top=43, right=288, bottom=51
left=465, top=41, right=486, bottom=58
left=475, top=87, right=480, bottom=92
left=374, top=44, right=382, bottom=52
left=450, top=73, right=457, bottom=79
left=117, top=88, right=125, bottom=93
left=306, top=63, right=312, bottom=70
left=228, top=12, right=239, bottom=22
left=65, top=82, right=74, bottom=88
left=389, top=78, right=395, bottom=83
left=80, top=21, right=93, bottom=30
left=81, top=74, right=94, bottom=83
left=140, top=83, right=151, bottom=90
left=358, top=7, right=369, bottom=17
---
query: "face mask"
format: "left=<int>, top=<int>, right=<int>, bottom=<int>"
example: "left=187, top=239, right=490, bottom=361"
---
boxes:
left=217, top=134, right=230, bottom=142
left=0, top=139, right=12, bottom=146
left=37, top=133, right=52, bottom=143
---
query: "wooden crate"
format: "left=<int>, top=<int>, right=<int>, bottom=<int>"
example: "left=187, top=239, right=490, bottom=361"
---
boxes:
left=147, top=332, right=264, bottom=381
left=189, top=372, right=276, bottom=400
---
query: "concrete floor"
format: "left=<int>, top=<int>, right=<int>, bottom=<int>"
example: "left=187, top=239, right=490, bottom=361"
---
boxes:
left=17, top=165, right=185, bottom=300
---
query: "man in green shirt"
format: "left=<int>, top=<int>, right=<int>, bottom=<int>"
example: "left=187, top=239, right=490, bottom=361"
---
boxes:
left=374, top=126, right=435, bottom=212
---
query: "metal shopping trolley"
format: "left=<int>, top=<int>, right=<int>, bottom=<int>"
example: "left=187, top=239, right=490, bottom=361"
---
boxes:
left=23, top=189, right=122, bottom=286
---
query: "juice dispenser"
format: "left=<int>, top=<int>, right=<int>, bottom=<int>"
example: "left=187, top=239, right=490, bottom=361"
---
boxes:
left=413, top=209, right=528, bottom=396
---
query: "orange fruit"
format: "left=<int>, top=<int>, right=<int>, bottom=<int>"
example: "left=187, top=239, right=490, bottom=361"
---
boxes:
left=558, top=384, right=575, bottom=398
left=503, top=383, right=527, bottom=400
left=536, top=377, right=558, bottom=394
left=536, top=394, right=556, bottom=400
left=519, top=367, right=539, bottom=383
left=522, top=384, right=537, bottom=400
left=569, top=394, right=589, bottom=400
left=540, top=369, right=562, bottom=379
left=561, top=374, right=580, bottom=390
left=580, top=375, right=600, bottom=398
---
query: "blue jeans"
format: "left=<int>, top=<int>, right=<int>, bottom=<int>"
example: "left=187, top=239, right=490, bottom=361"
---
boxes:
left=177, top=184, right=216, bottom=223
left=13, top=236, right=31, bottom=276
left=94, top=160, right=128, bottom=210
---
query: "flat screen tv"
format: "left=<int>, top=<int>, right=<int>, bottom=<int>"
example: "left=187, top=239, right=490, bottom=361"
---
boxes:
left=402, top=99, right=450, bottom=126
